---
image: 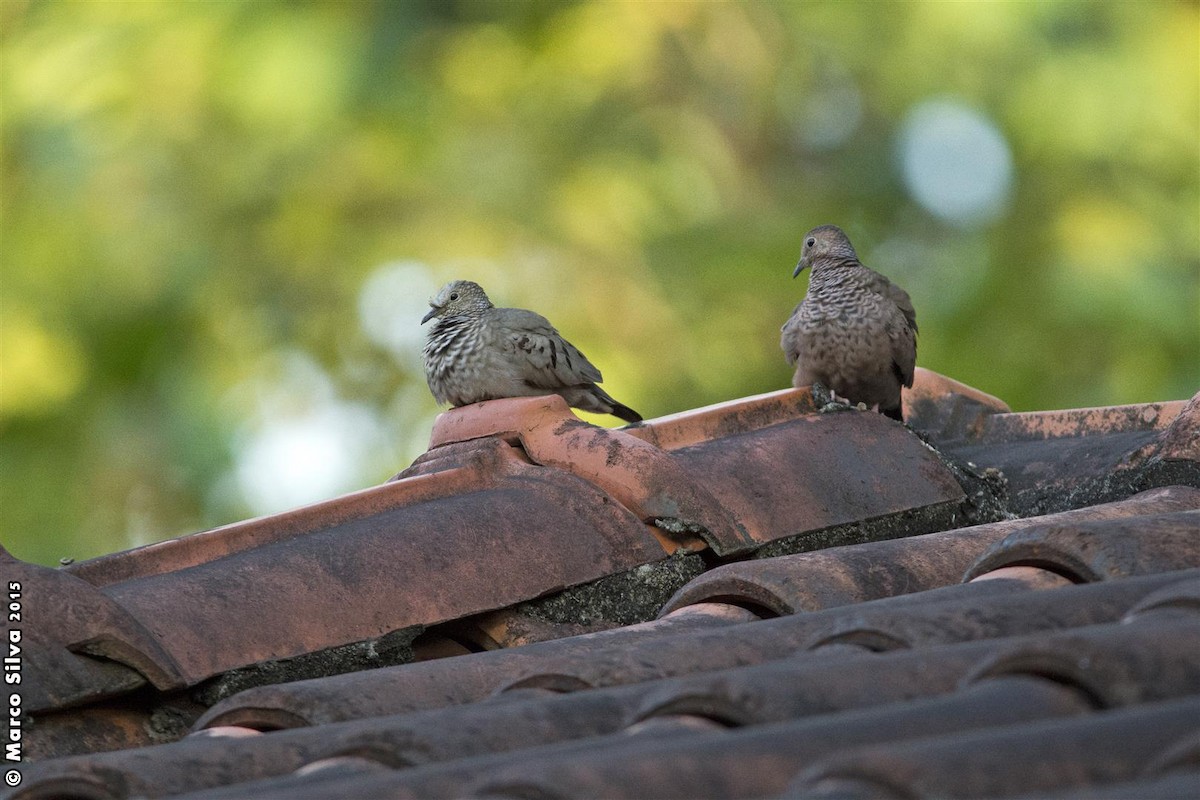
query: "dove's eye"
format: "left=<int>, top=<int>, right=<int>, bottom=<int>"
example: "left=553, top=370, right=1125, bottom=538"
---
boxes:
left=449, top=292, right=459, bottom=301
left=806, top=238, right=815, bottom=247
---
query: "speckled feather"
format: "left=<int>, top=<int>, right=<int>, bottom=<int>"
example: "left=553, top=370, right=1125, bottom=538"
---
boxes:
left=781, top=226, right=917, bottom=420
left=422, top=281, right=641, bottom=423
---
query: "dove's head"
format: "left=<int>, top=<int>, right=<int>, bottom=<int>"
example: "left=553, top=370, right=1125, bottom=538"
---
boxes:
left=794, top=225, right=858, bottom=277
left=422, top=280, right=493, bottom=324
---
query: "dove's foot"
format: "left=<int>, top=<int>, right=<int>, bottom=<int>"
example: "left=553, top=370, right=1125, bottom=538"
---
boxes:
left=812, top=382, right=856, bottom=414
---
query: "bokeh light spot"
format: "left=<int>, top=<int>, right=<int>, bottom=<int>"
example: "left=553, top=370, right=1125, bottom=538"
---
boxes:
left=358, top=260, right=441, bottom=371
left=898, top=99, right=1014, bottom=226
left=229, top=352, right=385, bottom=516
left=234, top=403, right=381, bottom=516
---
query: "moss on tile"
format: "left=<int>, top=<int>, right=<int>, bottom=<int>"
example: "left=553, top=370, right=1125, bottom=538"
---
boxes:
left=751, top=500, right=966, bottom=560
left=193, top=625, right=424, bottom=707
left=515, top=552, right=707, bottom=628
left=146, top=703, right=198, bottom=744
left=1012, top=459, right=1200, bottom=517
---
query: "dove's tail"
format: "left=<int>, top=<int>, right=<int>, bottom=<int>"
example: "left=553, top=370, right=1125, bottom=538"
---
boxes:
left=587, top=385, right=643, bottom=424
left=608, top=401, right=643, bottom=424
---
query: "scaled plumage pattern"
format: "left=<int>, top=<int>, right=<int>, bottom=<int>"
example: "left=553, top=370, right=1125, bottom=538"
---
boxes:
left=422, top=280, right=642, bottom=423
left=781, top=225, right=918, bottom=421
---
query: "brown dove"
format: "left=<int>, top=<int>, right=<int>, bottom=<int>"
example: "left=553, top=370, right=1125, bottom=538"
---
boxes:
left=780, top=225, right=917, bottom=421
left=421, top=280, right=642, bottom=423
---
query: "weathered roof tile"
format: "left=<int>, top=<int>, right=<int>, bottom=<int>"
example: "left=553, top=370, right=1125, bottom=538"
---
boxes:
left=931, top=389, right=1200, bottom=515
left=964, top=509, right=1200, bottom=582
left=787, top=696, right=1200, bottom=800
left=78, top=438, right=667, bottom=689
left=660, top=485, right=1200, bottom=615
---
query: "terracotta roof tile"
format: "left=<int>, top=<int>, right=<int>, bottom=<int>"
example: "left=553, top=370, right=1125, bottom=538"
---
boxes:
left=7, top=553, right=162, bottom=715
left=193, top=602, right=762, bottom=728
left=929, top=388, right=1200, bottom=516
left=661, top=485, right=1200, bottom=615
left=96, top=449, right=666, bottom=683
left=406, top=391, right=966, bottom=556
left=49, top=437, right=668, bottom=683
left=786, top=696, right=1200, bottom=800
left=9, top=371, right=1200, bottom=798
left=964, top=509, right=1200, bottom=581
left=902, top=366, right=1012, bottom=438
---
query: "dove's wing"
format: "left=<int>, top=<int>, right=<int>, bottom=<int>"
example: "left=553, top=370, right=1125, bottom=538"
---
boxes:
left=492, top=308, right=604, bottom=389
left=780, top=303, right=806, bottom=368
left=867, top=271, right=918, bottom=389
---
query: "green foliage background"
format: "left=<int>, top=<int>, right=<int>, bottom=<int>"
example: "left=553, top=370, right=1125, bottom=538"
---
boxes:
left=2, top=0, right=1197, bottom=565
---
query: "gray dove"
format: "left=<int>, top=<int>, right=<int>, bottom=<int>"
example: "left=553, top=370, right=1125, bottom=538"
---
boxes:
left=422, top=280, right=642, bottom=423
left=781, top=225, right=917, bottom=421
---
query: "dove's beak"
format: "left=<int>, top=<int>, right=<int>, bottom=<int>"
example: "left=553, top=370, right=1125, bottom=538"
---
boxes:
left=792, top=259, right=809, bottom=279
left=421, top=306, right=438, bottom=324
